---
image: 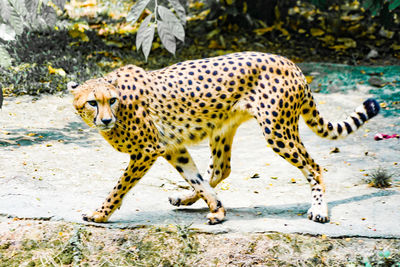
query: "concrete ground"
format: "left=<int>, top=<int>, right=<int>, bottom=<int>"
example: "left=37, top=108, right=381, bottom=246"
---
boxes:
left=0, top=86, right=399, bottom=238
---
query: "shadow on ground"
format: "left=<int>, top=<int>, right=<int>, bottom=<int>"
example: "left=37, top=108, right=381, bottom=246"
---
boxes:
left=106, top=190, right=398, bottom=227
left=0, top=122, right=95, bottom=147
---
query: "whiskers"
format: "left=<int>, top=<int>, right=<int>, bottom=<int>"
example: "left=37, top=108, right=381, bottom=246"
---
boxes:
left=78, top=110, right=96, bottom=128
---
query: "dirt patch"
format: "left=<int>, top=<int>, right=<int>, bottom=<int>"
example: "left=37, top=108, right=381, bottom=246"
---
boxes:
left=1, top=218, right=399, bottom=266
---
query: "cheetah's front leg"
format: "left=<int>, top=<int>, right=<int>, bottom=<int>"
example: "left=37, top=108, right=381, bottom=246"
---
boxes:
left=164, top=147, right=226, bottom=224
left=83, top=153, right=156, bottom=223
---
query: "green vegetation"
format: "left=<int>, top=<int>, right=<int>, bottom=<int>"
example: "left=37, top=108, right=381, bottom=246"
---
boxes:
left=366, top=167, right=393, bottom=188
left=0, top=222, right=200, bottom=266
left=0, top=0, right=399, bottom=97
left=1, top=220, right=399, bottom=266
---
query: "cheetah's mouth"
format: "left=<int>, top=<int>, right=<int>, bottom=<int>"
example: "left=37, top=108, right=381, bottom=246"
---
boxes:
left=96, top=124, right=115, bottom=132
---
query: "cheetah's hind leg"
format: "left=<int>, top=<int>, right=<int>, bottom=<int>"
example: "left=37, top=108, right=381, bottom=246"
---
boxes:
left=164, top=147, right=226, bottom=224
left=168, top=125, right=239, bottom=207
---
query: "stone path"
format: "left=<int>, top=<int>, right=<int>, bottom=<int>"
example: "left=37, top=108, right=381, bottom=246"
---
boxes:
left=0, top=85, right=399, bottom=237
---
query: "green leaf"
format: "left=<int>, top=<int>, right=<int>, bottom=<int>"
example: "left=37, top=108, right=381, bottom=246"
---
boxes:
left=0, top=83, right=3, bottom=108
left=157, top=5, right=180, bottom=24
left=168, top=0, right=186, bottom=24
left=146, top=0, right=155, bottom=12
left=7, top=0, right=26, bottom=35
left=52, top=0, right=67, bottom=10
left=0, top=0, right=12, bottom=22
left=169, top=20, right=184, bottom=41
left=25, top=0, right=38, bottom=14
left=136, top=14, right=154, bottom=61
left=39, top=5, right=57, bottom=27
left=389, top=0, right=400, bottom=10
left=0, top=45, right=12, bottom=68
left=9, top=0, right=28, bottom=18
left=157, top=5, right=185, bottom=41
left=127, top=0, right=151, bottom=24
left=0, top=23, right=16, bottom=41
left=157, top=20, right=176, bottom=54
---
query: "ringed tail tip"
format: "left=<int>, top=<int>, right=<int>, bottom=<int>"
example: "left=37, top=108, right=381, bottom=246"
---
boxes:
left=363, top=98, right=380, bottom=119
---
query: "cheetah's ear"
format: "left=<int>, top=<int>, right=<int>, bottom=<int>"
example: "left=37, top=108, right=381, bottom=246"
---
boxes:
left=104, top=73, right=119, bottom=88
left=67, top=81, right=80, bottom=93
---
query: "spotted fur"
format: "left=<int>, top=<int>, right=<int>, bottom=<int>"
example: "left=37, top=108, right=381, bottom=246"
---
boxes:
left=69, top=52, right=380, bottom=224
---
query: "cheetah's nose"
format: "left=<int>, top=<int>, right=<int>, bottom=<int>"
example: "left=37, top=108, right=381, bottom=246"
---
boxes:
left=102, top=118, right=112, bottom=125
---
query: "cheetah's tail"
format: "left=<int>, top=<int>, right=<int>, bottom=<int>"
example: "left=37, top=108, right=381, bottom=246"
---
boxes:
left=301, top=88, right=380, bottom=140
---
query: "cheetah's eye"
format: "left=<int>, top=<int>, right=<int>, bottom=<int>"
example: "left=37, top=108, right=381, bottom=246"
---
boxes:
left=87, top=100, right=97, bottom=107
left=109, top=98, right=117, bottom=105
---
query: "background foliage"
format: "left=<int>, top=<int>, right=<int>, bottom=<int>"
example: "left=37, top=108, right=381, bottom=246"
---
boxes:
left=0, top=0, right=399, bottom=96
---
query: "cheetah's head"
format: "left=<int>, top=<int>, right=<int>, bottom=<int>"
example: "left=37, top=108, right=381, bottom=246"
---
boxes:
left=68, top=78, right=119, bottom=132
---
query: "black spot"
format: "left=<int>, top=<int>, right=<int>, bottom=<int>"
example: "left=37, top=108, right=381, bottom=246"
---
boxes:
left=276, top=141, right=285, bottom=148
left=176, top=166, right=183, bottom=173
left=312, top=110, right=317, bottom=117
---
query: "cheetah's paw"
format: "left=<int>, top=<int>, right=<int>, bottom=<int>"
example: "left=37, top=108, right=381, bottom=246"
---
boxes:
left=206, top=207, right=226, bottom=225
left=82, top=211, right=109, bottom=223
left=168, top=192, right=198, bottom=207
left=168, top=195, right=182, bottom=207
left=307, top=206, right=329, bottom=223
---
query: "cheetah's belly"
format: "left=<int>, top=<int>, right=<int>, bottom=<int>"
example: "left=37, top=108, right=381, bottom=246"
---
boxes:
left=154, top=108, right=252, bottom=151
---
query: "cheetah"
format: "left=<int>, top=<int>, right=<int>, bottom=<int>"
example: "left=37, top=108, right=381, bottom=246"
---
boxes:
left=69, top=52, right=380, bottom=224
